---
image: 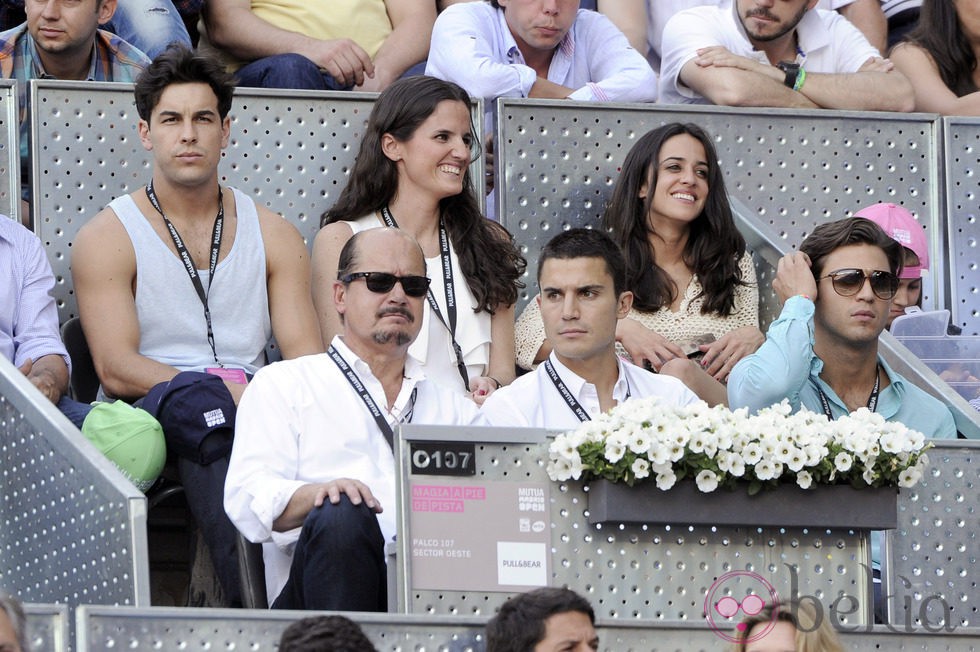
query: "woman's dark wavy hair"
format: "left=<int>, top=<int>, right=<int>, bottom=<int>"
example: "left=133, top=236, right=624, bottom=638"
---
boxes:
left=321, top=76, right=525, bottom=312
left=901, top=0, right=978, bottom=96
left=601, top=123, right=746, bottom=314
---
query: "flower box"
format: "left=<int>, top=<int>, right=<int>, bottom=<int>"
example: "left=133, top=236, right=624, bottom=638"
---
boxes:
left=587, top=478, right=898, bottom=529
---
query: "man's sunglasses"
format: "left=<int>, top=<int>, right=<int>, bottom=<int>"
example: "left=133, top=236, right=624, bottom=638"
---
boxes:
left=818, top=268, right=899, bottom=300
left=340, top=272, right=431, bottom=297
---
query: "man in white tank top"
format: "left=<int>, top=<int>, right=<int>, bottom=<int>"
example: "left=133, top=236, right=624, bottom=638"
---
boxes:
left=72, top=45, right=323, bottom=606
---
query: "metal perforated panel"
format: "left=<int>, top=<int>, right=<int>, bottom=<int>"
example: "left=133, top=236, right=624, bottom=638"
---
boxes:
left=0, top=356, right=150, bottom=610
left=943, top=118, right=980, bottom=335
left=75, top=606, right=980, bottom=651
left=496, top=100, right=942, bottom=316
left=77, top=606, right=488, bottom=651
left=885, top=440, right=980, bottom=629
left=395, top=427, right=874, bottom=624
left=24, top=603, right=69, bottom=652
left=30, top=82, right=484, bottom=324
left=0, top=80, right=18, bottom=223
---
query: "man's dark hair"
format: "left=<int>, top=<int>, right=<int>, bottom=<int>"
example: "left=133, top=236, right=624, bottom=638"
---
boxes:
left=800, top=217, right=904, bottom=279
left=278, top=615, right=377, bottom=652
left=134, top=44, right=236, bottom=121
left=486, top=588, right=595, bottom=652
left=538, top=228, right=627, bottom=296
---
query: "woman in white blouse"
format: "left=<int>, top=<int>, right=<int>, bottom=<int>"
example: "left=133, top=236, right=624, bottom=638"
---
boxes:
left=313, top=76, right=525, bottom=403
left=516, top=123, right=761, bottom=405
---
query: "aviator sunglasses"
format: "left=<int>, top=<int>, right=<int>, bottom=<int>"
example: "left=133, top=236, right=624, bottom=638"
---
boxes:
left=340, top=272, right=431, bottom=297
left=818, top=268, right=899, bottom=300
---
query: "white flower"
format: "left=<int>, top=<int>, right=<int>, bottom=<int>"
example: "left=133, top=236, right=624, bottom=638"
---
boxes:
left=695, top=470, right=719, bottom=493
left=834, top=452, right=853, bottom=472
left=755, top=459, right=780, bottom=481
left=656, top=469, right=677, bottom=491
left=627, top=428, right=652, bottom=455
left=605, top=432, right=628, bottom=463
left=796, top=470, right=813, bottom=489
left=862, top=467, right=876, bottom=486
left=631, top=458, right=651, bottom=480
left=898, top=467, right=922, bottom=488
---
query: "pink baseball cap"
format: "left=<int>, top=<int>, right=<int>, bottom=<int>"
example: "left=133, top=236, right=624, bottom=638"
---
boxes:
left=855, top=203, right=929, bottom=279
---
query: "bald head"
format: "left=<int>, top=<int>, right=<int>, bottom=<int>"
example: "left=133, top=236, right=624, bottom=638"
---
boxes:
left=337, top=228, right=426, bottom=281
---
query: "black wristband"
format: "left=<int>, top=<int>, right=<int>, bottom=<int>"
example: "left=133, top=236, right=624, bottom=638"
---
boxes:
left=776, top=62, right=800, bottom=89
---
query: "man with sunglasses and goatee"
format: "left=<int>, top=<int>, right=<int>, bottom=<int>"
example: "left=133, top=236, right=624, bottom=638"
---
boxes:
left=728, top=217, right=955, bottom=439
left=225, top=227, right=479, bottom=612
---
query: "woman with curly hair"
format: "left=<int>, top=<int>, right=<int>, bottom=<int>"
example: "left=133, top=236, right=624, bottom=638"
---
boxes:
left=890, top=0, right=980, bottom=115
left=313, top=76, right=525, bottom=404
left=515, top=123, right=761, bottom=405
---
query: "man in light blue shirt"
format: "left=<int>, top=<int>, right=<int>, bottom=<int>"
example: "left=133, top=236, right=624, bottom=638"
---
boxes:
left=728, top=216, right=956, bottom=440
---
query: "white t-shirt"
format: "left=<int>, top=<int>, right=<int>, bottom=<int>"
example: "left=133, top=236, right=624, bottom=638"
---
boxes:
left=659, top=4, right=879, bottom=105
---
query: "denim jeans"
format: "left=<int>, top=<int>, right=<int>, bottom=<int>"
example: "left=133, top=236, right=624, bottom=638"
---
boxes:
left=104, top=0, right=191, bottom=60
left=271, top=495, right=387, bottom=611
left=235, top=54, right=351, bottom=91
left=234, top=53, right=428, bottom=91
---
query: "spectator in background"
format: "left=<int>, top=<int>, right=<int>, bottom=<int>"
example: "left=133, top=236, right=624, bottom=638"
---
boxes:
left=278, top=615, right=377, bottom=652
left=487, top=588, right=598, bottom=652
left=426, top=0, right=657, bottom=107
left=515, top=123, right=762, bottom=406
left=201, top=0, right=434, bottom=91
left=1, top=216, right=93, bottom=428
left=0, top=592, right=27, bottom=652
left=728, top=217, right=956, bottom=439
left=0, top=0, right=149, bottom=224
left=881, top=0, right=920, bottom=49
left=890, top=0, right=980, bottom=115
left=314, top=76, right=525, bottom=403
left=818, top=0, right=887, bottom=53
left=659, top=0, right=913, bottom=111
left=854, top=203, right=928, bottom=327
left=732, top=599, right=844, bottom=652
left=0, top=0, right=192, bottom=58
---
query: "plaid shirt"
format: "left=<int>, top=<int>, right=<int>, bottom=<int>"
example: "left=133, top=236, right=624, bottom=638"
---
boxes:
left=0, top=23, right=150, bottom=196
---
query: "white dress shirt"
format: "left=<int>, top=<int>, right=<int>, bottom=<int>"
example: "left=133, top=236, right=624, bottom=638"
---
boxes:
left=659, top=5, right=879, bottom=105
left=426, top=3, right=657, bottom=106
left=476, top=351, right=699, bottom=430
left=225, top=336, right=480, bottom=604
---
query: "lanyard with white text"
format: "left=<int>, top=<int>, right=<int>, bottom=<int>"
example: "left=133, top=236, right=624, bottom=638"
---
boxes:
left=815, top=366, right=880, bottom=420
left=146, top=180, right=225, bottom=366
left=543, top=360, right=632, bottom=423
left=326, top=344, right=416, bottom=449
left=379, top=206, right=470, bottom=390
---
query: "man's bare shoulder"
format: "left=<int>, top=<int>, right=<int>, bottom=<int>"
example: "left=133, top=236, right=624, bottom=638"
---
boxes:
left=74, top=199, right=137, bottom=265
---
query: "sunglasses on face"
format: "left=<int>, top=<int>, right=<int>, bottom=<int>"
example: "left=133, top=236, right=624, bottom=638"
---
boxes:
left=340, top=272, right=431, bottom=297
left=818, top=268, right=899, bottom=300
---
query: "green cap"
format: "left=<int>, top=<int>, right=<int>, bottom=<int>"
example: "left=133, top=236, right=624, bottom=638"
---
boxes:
left=81, top=401, right=166, bottom=493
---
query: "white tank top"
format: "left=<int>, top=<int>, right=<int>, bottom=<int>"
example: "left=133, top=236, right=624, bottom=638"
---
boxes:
left=111, top=187, right=271, bottom=374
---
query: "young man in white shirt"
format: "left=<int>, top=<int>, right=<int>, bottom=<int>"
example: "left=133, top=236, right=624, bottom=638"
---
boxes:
left=225, top=227, right=479, bottom=610
left=478, top=228, right=698, bottom=429
left=658, top=0, right=912, bottom=110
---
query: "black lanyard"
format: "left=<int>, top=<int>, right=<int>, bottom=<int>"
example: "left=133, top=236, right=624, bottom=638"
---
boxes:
left=543, top=359, right=632, bottom=423
left=816, top=365, right=880, bottom=420
left=326, top=344, right=416, bottom=450
left=146, top=181, right=225, bottom=366
left=379, top=207, right=470, bottom=390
